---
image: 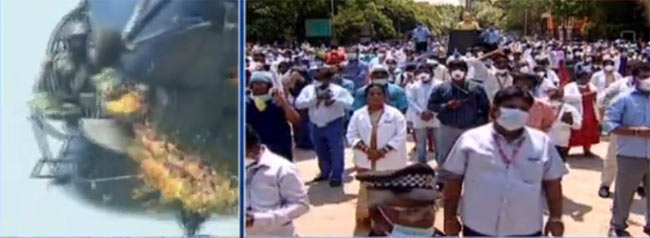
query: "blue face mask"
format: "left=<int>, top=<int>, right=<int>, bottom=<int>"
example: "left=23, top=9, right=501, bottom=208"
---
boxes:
left=377, top=205, right=434, bottom=237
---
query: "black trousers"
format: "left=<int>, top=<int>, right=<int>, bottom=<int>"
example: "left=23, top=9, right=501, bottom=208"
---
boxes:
left=415, top=41, right=428, bottom=53
left=463, top=226, right=542, bottom=237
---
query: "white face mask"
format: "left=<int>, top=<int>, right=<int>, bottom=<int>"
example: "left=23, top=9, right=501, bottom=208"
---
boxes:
left=496, top=68, right=509, bottom=76
left=372, top=78, right=389, bottom=85
left=313, top=80, right=324, bottom=87
left=496, top=107, right=530, bottom=131
left=519, top=66, right=530, bottom=73
left=416, top=73, right=432, bottom=82
left=450, top=70, right=465, bottom=81
left=638, top=77, right=650, bottom=92
left=377, top=206, right=434, bottom=237
left=536, top=72, right=546, bottom=79
left=605, top=65, right=615, bottom=72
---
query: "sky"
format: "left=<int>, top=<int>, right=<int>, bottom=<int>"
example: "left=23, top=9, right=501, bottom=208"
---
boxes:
left=0, top=0, right=238, bottom=236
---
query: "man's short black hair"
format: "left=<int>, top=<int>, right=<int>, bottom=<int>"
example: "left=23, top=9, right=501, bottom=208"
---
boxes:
left=447, top=60, right=468, bottom=72
left=632, top=62, right=650, bottom=77
left=246, top=124, right=260, bottom=150
left=492, top=86, right=535, bottom=108
left=512, top=72, right=541, bottom=87
left=493, top=86, right=535, bottom=108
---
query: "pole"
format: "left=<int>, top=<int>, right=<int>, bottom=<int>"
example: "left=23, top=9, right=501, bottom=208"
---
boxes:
left=524, top=9, right=529, bottom=37
left=330, top=0, right=335, bottom=43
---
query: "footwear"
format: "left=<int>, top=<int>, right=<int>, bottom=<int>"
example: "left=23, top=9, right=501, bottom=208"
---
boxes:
left=638, top=187, right=646, bottom=197
left=599, top=186, right=611, bottom=198
left=608, top=228, right=629, bottom=237
left=305, top=175, right=328, bottom=185
left=329, top=180, right=342, bottom=187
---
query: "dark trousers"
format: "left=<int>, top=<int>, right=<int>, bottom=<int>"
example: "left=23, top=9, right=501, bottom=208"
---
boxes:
left=310, top=118, right=345, bottom=182
left=556, top=146, right=570, bottom=162
left=415, top=41, right=428, bottom=53
left=463, top=226, right=542, bottom=237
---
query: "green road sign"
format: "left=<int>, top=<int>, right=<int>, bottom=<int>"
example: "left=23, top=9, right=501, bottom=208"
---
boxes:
left=306, top=19, right=332, bottom=37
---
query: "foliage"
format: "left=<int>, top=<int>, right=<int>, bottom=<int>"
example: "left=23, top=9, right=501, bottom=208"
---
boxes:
left=246, top=0, right=464, bottom=43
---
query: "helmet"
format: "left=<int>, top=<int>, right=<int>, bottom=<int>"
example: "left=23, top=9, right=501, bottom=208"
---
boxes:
left=65, top=21, right=89, bottom=37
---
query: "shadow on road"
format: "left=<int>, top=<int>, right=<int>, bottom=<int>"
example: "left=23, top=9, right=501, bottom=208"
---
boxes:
left=564, top=196, right=594, bottom=222
left=566, top=154, right=604, bottom=172
left=294, top=148, right=318, bottom=163
left=306, top=182, right=357, bottom=206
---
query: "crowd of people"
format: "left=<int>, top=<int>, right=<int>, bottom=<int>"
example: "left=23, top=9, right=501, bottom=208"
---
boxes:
left=244, top=23, right=650, bottom=237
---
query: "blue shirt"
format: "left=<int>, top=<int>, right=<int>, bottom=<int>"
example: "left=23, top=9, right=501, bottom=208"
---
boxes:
left=342, top=61, right=369, bottom=90
left=482, top=29, right=500, bottom=45
left=428, top=81, right=491, bottom=129
left=352, top=84, right=409, bottom=113
left=605, top=89, right=650, bottom=159
left=412, top=26, right=431, bottom=43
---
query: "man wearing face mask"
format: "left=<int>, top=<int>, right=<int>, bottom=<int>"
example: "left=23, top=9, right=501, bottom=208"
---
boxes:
left=343, top=46, right=369, bottom=90
left=428, top=59, right=491, bottom=171
left=245, top=125, right=310, bottom=237
left=357, top=163, right=439, bottom=237
left=442, top=86, right=567, bottom=237
left=535, top=55, right=560, bottom=87
left=547, top=87, right=582, bottom=161
left=295, top=65, right=354, bottom=187
left=511, top=72, right=556, bottom=132
left=471, top=52, right=513, bottom=103
left=352, top=65, right=409, bottom=113
left=246, top=71, right=300, bottom=161
left=592, top=56, right=623, bottom=113
left=369, top=48, right=389, bottom=70
left=407, top=64, right=442, bottom=163
left=606, top=62, right=650, bottom=237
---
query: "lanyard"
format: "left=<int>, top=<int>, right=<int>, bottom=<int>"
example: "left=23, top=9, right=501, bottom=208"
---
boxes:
left=492, top=133, right=525, bottom=168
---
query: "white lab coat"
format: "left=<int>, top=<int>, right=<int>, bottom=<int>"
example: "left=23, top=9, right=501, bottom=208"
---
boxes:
left=347, top=105, right=408, bottom=171
left=406, top=80, right=441, bottom=129
left=563, top=82, right=601, bottom=123
left=548, top=102, right=583, bottom=147
left=590, top=70, right=623, bottom=107
left=467, top=58, right=512, bottom=103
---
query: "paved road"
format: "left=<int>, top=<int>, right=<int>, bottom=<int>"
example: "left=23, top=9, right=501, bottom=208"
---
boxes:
left=293, top=139, right=649, bottom=236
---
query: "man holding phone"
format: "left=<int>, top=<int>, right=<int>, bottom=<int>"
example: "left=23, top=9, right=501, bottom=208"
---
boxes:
left=428, top=59, right=491, bottom=177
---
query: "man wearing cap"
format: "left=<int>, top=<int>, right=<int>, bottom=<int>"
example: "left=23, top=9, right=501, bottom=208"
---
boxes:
left=443, top=86, right=567, bottom=237
left=511, top=72, right=556, bottom=132
left=352, top=65, right=409, bottom=113
left=428, top=59, right=491, bottom=169
left=246, top=71, right=300, bottom=161
left=356, top=163, right=439, bottom=237
left=295, top=65, right=354, bottom=187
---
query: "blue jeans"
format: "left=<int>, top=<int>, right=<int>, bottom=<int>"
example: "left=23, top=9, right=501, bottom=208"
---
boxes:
left=414, top=128, right=432, bottom=163
left=310, top=118, right=345, bottom=182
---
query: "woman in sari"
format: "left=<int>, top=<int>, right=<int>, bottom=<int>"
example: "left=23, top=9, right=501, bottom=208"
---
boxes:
left=564, top=67, right=600, bottom=156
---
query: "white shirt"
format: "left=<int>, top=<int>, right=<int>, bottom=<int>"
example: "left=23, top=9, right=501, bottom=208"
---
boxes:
left=548, top=101, right=582, bottom=147
left=591, top=70, right=623, bottom=106
left=443, top=124, right=568, bottom=236
left=246, top=148, right=310, bottom=236
left=295, top=83, right=354, bottom=127
left=347, top=105, right=408, bottom=171
left=406, top=80, right=441, bottom=129
left=564, top=82, right=601, bottom=122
